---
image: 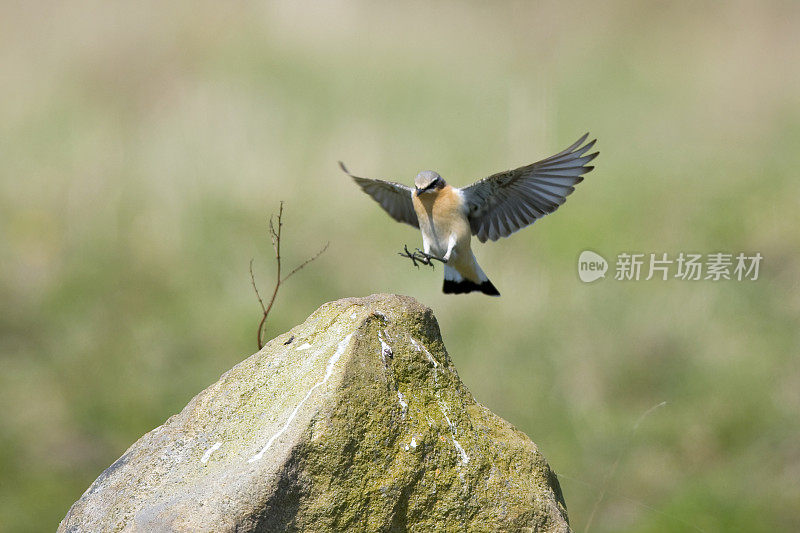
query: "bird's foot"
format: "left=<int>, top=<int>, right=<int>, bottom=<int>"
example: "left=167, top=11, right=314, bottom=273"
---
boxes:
left=398, top=245, right=446, bottom=269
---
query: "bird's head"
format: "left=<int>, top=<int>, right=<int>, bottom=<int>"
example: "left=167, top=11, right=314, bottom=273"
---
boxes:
left=414, top=171, right=446, bottom=196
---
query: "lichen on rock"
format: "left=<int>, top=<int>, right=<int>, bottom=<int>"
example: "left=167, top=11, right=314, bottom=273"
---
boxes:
left=59, top=294, right=570, bottom=532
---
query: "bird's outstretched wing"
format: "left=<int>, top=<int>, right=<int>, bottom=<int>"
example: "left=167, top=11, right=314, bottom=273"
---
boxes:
left=339, top=162, right=419, bottom=228
left=461, top=133, right=598, bottom=242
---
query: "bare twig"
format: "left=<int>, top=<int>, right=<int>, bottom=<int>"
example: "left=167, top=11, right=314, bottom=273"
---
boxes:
left=249, top=259, right=267, bottom=315
left=284, top=242, right=329, bottom=282
left=250, top=201, right=329, bottom=350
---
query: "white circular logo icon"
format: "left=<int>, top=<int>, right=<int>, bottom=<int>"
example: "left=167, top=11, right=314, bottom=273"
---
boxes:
left=578, top=251, right=608, bottom=282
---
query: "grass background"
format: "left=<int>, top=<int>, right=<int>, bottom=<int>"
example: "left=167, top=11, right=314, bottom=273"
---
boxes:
left=1, top=1, right=798, bottom=531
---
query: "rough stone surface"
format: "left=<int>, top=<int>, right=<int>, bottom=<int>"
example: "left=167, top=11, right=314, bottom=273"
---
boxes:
left=59, top=294, right=570, bottom=532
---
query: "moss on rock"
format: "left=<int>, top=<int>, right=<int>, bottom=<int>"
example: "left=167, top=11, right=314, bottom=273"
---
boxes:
left=59, top=294, right=569, bottom=532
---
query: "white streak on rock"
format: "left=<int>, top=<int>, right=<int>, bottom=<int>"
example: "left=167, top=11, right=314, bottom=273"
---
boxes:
left=249, top=333, right=353, bottom=463
left=397, top=391, right=408, bottom=415
left=452, top=438, right=469, bottom=464
left=201, top=442, right=222, bottom=464
left=296, top=343, right=312, bottom=351
left=410, top=337, right=439, bottom=367
left=438, top=401, right=467, bottom=465
left=379, top=331, right=393, bottom=362
left=439, top=401, right=454, bottom=433
left=380, top=333, right=392, bottom=357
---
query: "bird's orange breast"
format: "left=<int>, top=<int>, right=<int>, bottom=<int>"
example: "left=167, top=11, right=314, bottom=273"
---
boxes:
left=413, top=185, right=471, bottom=253
left=412, top=185, right=464, bottom=224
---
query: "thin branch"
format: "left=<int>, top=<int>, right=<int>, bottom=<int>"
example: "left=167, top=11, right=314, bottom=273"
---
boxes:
left=249, top=258, right=267, bottom=314
left=283, top=242, right=330, bottom=283
left=251, top=201, right=328, bottom=350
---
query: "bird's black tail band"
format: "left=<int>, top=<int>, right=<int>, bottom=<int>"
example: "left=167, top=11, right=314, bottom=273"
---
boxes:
left=442, top=278, right=500, bottom=296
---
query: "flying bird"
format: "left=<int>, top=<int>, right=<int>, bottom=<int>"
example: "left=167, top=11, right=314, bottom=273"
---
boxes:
left=341, top=133, right=598, bottom=296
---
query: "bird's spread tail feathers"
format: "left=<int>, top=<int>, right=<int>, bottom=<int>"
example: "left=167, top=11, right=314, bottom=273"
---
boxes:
left=443, top=264, right=500, bottom=296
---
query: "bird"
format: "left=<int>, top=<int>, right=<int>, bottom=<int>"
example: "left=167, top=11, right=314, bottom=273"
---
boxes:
left=340, top=133, right=598, bottom=296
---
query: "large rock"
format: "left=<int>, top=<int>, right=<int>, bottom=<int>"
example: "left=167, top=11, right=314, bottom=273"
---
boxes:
left=59, top=294, right=570, bottom=532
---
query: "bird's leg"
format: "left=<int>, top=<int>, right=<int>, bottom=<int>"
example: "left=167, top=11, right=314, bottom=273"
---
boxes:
left=416, top=236, right=449, bottom=265
left=398, top=245, right=444, bottom=269
left=422, top=238, right=432, bottom=256
left=411, top=248, right=446, bottom=267
left=442, top=234, right=457, bottom=263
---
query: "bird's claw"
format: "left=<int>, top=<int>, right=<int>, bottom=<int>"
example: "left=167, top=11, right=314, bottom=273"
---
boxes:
left=419, top=249, right=449, bottom=265
left=398, top=245, right=446, bottom=269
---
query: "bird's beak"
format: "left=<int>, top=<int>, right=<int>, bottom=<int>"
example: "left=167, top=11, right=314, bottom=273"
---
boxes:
left=415, top=188, right=422, bottom=196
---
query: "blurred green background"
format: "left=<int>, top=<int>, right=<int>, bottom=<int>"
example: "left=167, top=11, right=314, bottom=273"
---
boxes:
left=1, top=1, right=798, bottom=531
